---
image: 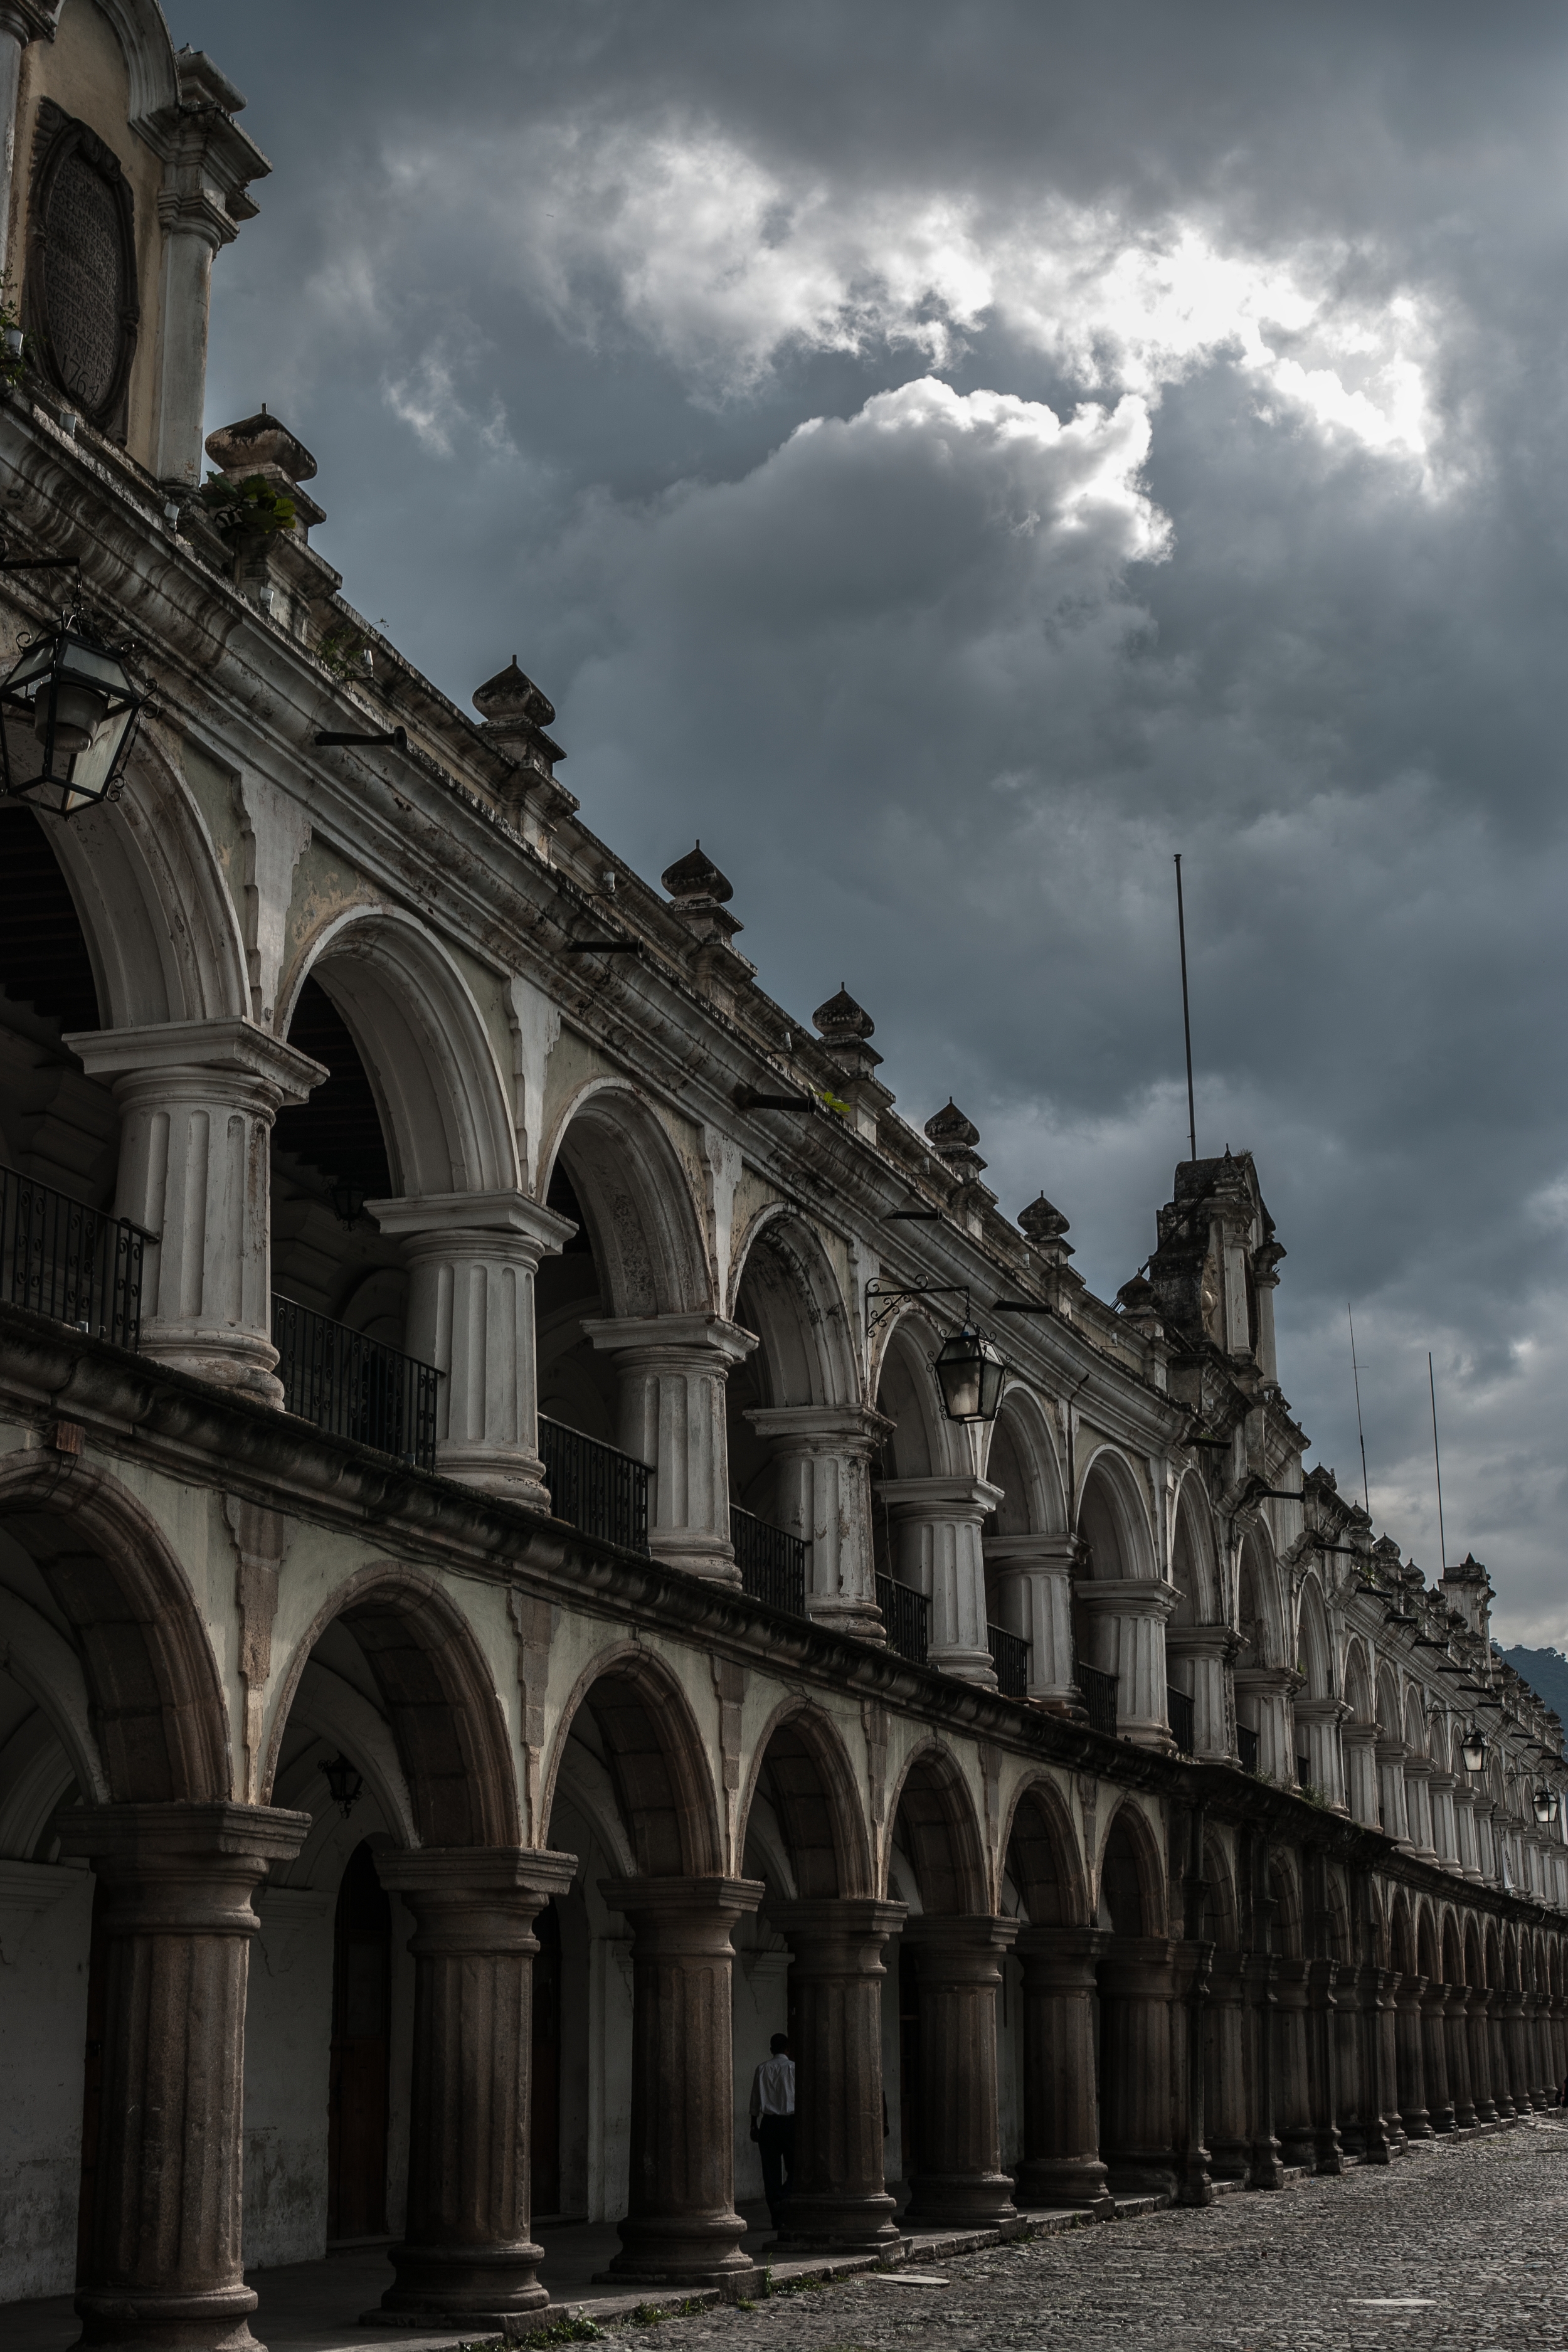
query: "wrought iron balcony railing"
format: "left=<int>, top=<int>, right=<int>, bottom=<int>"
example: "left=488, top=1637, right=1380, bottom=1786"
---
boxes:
left=876, top=1573, right=931, bottom=1667
left=729, top=1505, right=807, bottom=1616
left=1077, top=1661, right=1118, bottom=1739
left=988, top=1623, right=1030, bottom=1699
left=1168, top=1683, right=1197, bottom=1756
left=272, top=1295, right=440, bottom=1471
left=1237, top=1724, right=1261, bottom=1772
left=1, top=1163, right=150, bottom=1348
left=539, top=1415, right=650, bottom=1553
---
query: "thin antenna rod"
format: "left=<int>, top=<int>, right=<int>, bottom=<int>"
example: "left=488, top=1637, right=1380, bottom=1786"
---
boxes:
left=1429, top=1350, right=1449, bottom=1574
left=1174, top=854, right=1197, bottom=1163
left=1348, top=1305, right=1371, bottom=1518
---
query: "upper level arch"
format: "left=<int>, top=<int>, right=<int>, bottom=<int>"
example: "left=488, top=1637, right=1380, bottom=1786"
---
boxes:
left=1297, top=1572, right=1334, bottom=1700
left=1076, top=1446, right=1158, bottom=1581
left=1236, top=1525, right=1286, bottom=1666
left=540, top=1078, right=711, bottom=1319
left=984, top=1384, right=1067, bottom=1538
left=872, top=1310, right=970, bottom=1483
left=1170, top=1471, right=1220, bottom=1624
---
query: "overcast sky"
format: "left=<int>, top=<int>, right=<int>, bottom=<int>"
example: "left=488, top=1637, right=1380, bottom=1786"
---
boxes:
left=166, top=0, right=1568, bottom=1643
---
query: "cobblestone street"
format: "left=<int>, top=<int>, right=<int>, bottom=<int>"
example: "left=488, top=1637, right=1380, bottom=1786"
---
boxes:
left=604, top=2121, right=1568, bottom=2352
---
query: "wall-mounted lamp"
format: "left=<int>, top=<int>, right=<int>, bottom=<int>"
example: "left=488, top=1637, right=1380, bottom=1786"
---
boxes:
left=1461, top=1725, right=1487, bottom=1774
left=321, top=1754, right=364, bottom=1818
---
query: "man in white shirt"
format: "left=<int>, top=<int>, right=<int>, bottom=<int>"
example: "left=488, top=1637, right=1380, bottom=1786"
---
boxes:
left=748, top=2032, right=795, bottom=2232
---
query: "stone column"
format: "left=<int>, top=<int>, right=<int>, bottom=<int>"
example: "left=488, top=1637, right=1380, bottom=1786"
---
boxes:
left=598, top=1876, right=763, bottom=2287
left=1164, top=1625, right=1236, bottom=1759
left=0, top=6, right=55, bottom=290
left=1490, top=1985, right=1516, bottom=2121
left=371, top=1848, right=577, bottom=2328
left=1172, top=1939, right=1215, bottom=2205
left=875, top=1477, right=1002, bottom=1685
left=983, top=1532, right=1079, bottom=1709
left=1273, top=1958, right=1315, bottom=2168
left=71, top=1019, right=326, bottom=1403
left=1421, top=1979, right=1454, bottom=2131
left=1336, top=1967, right=1365, bottom=2156
left=1074, top=1579, right=1180, bottom=1750
left=1243, top=1952, right=1285, bottom=2186
left=1404, top=1759, right=1439, bottom=1864
left=1306, top=1959, right=1343, bottom=2174
left=1099, top=1934, right=1179, bottom=2198
left=1375, top=1741, right=1412, bottom=1849
left=153, top=181, right=235, bottom=488
left=1428, top=1772, right=1460, bottom=1869
left=1205, top=1950, right=1249, bottom=2178
left=1293, top=1698, right=1349, bottom=1811
left=1014, top=1925, right=1112, bottom=2211
left=55, top=1801, right=309, bottom=2352
left=902, top=1914, right=1019, bottom=2225
left=585, top=1317, right=758, bottom=1583
left=1394, top=1973, right=1431, bottom=2139
left=369, top=1191, right=574, bottom=1507
left=1453, top=1785, right=1484, bottom=1880
left=766, top=1898, right=904, bottom=2252
left=746, top=1406, right=889, bottom=1643
left=1342, top=1725, right=1380, bottom=1830
left=1448, top=1983, right=1478, bottom=2128
left=1469, top=1984, right=1500, bottom=2123
left=1351, top=1966, right=1394, bottom=2163
left=1498, top=1980, right=1531, bottom=2118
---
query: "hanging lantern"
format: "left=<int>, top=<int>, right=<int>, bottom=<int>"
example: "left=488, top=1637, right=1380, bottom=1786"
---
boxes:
left=0, top=615, right=146, bottom=817
left=932, top=1325, right=1007, bottom=1423
left=1461, top=1725, right=1486, bottom=1774
left=330, top=1179, right=368, bottom=1227
left=320, top=1753, right=364, bottom=1818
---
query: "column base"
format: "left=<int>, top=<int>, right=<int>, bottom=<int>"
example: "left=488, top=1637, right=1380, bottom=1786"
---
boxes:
left=140, top=1325, right=283, bottom=1407
left=1106, top=2161, right=1177, bottom=2201
left=1014, top=2154, right=1113, bottom=2213
left=435, top=1446, right=553, bottom=1512
left=73, top=2284, right=260, bottom=2352
left=925, top=1645, right=998, bottom=1688
left=647, top=1534, right=743, bottom=1586
left=904, top=2172, right=1016, bottom=2228
left=597, top=2213, right=756, bottom=2289
left=371, top=2241, right=549, bottom=2326
left=775, top=2190, right=901, bottom=2252
left=803, top=1596, right=889, bottom=1645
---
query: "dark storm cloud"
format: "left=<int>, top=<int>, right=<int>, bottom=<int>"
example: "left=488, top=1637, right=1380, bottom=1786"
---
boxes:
left=166, top=0, right=1568, bottom=1635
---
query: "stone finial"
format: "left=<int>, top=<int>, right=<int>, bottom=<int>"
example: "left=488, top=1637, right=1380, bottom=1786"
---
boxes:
left=924, top=1100, right=987, bottom=1185
left=1371, top=1534, right=1402, bottom=1576
left=813, top=985, right=874, bottom=1043
left=662, top=842, right=734, bottom=906
left=204, top=406, right=317, bottom=485
left=1116, top=1273, right=1157, bottom=1315
left=473, top=656, right=556, bottom=736
left=1018, top=1194, right=1070, bottom=1246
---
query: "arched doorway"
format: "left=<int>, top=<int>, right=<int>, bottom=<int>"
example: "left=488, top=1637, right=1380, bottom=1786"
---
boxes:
left=1003, top=1780, right=1104, bottom=2210
left=1096, top=1806, right=1176, bottom=2198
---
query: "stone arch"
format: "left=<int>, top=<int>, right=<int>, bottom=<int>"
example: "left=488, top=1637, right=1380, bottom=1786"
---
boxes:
left=1270, top=1851, right=1305, bottom=1959
left=1343, top=1639, right=1374, bottom=1724
left=541, top=1645, right=722, bottom=1877
left=539, top=1078, right=711, bottom=1318
left=0, top=1454, right=229, bottom=1803
left=1236, top=1526, right=1286, bottom=1666
left=1483, top=1920, right=1503, bottom=1991
left=1169, top=1472, right=1219, bottom=1626
left=1375, top=1660, right=1404, bottom=1740
left=1416, top=1900, right=1440, bottom=1982
left=93, top=0, right=182, bottom=122
left=280, top=906, right=519, bottom=1199
left=872, top=1310, right=968, bottom=1482
left=1464, top=1917, right=1484, bottom=1988
left=1297, top=1574, right=1333, bottom=1699
left=1201, top=1835, right=1239, bottom=1947
left=737, top=1699, right=873, bottom=1900
left=1001, top=1773, right=1089, bottom=1928
left=26, top=733, right=250, bottom=1029
left=727, top=1208, right=857, bottom=1406
left=1096, top=1798, right=1166, bottom=1937
left=1389, top=1889, right=1416, bottom=1976
left=1402, top=1684, right=1428, bottom=1757
left=1076, top=1448, right=1157, bottom=1581
left=983, top=1385, right=1067, bottom=1537
left=1442, top=1910, right=1464, bottom=1988
left=886, top=1742, right=988, bottom=1914
left=262, top=1562, right=519, bottom=1847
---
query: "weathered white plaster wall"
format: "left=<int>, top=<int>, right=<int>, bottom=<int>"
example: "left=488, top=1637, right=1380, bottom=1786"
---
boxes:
left=0, top=1863, right=93, bottom=2301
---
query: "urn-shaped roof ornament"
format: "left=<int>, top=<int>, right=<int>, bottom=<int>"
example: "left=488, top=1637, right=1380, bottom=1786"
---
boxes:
left=661, top=841, right=734, bottom=905
left=813, top=983, right=874, bottom=1042
left=473, top=655, right=557, bottom=736
left=204, top=405, right=318, bottom=484
left=924, top=1099, right=987, bottom=1184
left=1018, top=1193, right=1070, bottom=1246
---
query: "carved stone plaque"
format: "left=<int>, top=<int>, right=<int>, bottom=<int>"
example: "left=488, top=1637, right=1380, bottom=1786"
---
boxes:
left=45, top=152, right=123, bottom=413
left=26, top=102, right=138, bottom=437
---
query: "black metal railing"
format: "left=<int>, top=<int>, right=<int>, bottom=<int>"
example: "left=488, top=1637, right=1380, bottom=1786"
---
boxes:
left=1168, top=1683, right=1196, bottom=1756
left=988, top=1624, right=1031, bottom=1699
left=1, top=1163, right=149, bottom=1348
left=877, top=1573, right=931, bottom=1666
left=539, top=1416, right=650, bottom=1553
left=730, top=1505, right=807, bottom=1616
left=1296, top=1750, right=1313, bottom=1792
left=1078, top=1661, right=1118, bottom=1738
left=272, top=1295, right=440, bottom=1470
left=1237, top=1724, right=1260, bottom=1772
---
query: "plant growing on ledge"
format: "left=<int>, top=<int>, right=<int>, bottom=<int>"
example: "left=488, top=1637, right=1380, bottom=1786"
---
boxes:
left=314, top=620, right=378, bottom=680
left=195, top=470, right=296, bottom=544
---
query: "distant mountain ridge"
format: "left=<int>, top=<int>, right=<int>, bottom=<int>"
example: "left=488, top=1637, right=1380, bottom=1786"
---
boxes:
left=1502, top=1645, right=1568, bottom=1726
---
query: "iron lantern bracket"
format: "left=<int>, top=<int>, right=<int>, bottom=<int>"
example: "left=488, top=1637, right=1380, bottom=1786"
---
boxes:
left=865, top=1281, right=972, bottom=1338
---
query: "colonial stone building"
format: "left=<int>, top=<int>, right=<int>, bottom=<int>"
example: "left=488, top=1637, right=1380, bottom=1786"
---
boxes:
left=0, top=7, right=1564, bottom=2349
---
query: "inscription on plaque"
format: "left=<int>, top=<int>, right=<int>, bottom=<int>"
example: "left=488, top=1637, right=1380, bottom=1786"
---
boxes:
left=45, top=154, right=125, bottom=413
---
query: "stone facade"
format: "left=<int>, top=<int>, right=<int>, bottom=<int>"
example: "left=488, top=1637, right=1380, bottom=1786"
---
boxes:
left=0, top=7, right=1565, bottom=2344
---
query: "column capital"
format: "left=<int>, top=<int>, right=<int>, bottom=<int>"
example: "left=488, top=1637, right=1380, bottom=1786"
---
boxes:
left=874, top=1473, right=1004, bottom=1523
left=601, top=1873, right=765, bottom=1933
left=901, top=1911, right=1020, bottom=1966
left=1164, top=1620, right=1239, bottom=1660
left=983, top=1530, right=1079, bottom=1570
left=376, top=1845, right=576, bottom=1918
left=55, top=1799, right=309, bottom=1926
left=1074, top=1576, right=1180, bottom=1621
left=0, top=3, right=61, bottom=43
left=368, top=1189, right=575, bottom=1252
left=1015, top=1923, right=1109, bottom=1986
left=767, top=1897, right=906, bottom=1945
left=583, top=1312, right=758, bottom=1366
left=746, top=1402, right=892, bottom=1456
left=1342, top=1720, right=1379, bottom=1749
left=68, top=1016, right=326, bottom=1106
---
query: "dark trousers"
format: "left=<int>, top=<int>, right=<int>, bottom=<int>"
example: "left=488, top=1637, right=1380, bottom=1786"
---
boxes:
left=758, top=2111, right=795, bottom=2228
